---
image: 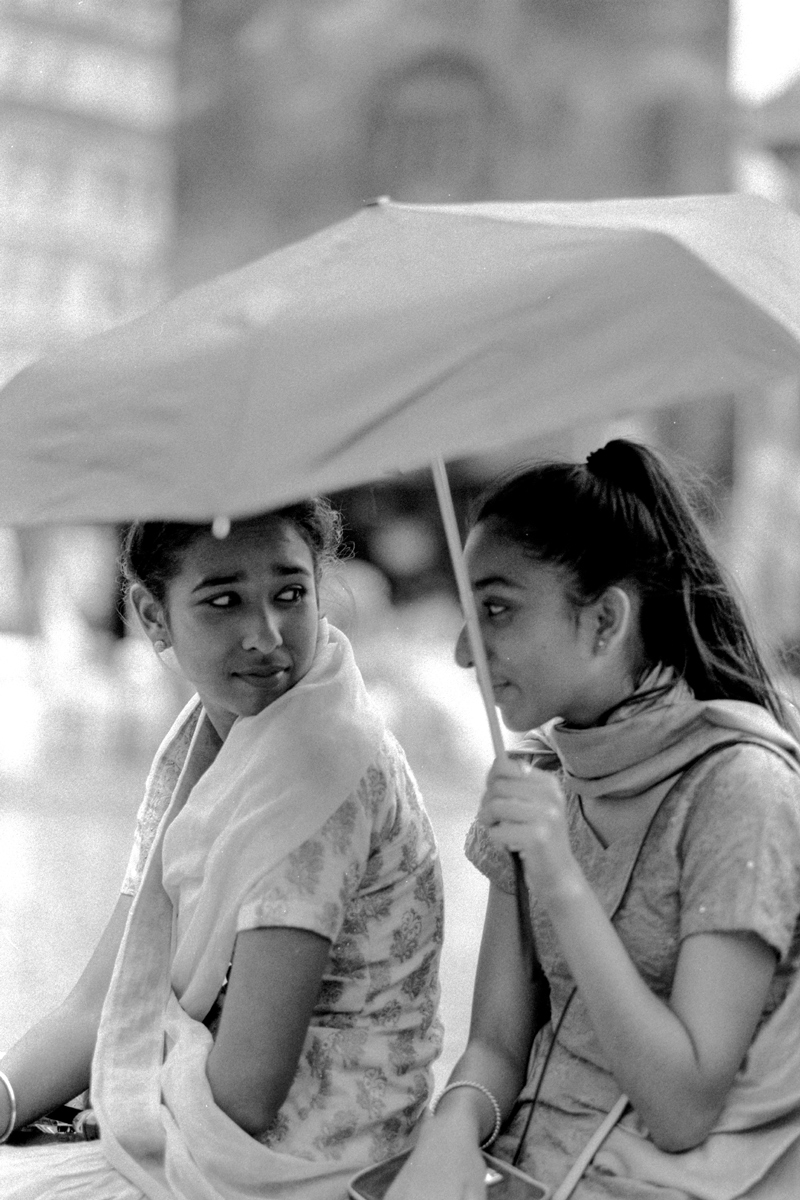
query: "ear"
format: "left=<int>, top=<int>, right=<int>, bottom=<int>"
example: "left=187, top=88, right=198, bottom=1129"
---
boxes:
left=587, top=585, right=633, bottom=656
left=129, top=582, right=169, bottom=647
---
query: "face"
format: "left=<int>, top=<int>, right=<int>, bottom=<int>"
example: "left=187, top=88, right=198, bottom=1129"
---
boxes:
left=455, top=521, right=602, bottom=732
left=140, top=518, right=319, bottom=739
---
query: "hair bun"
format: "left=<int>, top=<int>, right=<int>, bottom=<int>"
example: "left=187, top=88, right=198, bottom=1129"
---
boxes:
left=585, top=439, right=644, bottom=492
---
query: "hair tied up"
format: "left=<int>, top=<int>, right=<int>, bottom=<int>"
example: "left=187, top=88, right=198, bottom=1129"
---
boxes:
left=585, top=440, right=647, bottom=496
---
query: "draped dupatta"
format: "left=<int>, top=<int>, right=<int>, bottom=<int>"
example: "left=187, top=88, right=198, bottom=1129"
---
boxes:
left=91, top=621, right=387, bottom=1200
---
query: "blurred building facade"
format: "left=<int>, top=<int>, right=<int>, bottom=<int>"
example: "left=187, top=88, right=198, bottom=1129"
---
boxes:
left=176, top=0, right=733, bottom=599
left=0, top=0, right=177, bottom=645
left=0, top=0, right=176, bottom=385
left=7, top=1, right=798, bottom=650
left=177, top=0, right=730, bottom=286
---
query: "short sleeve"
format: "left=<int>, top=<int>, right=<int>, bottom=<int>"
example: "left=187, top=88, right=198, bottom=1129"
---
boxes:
left=237, top=792, right=373, bottom=942
left=680, top=745, right=800, bottom=961
left=464, top=817, right=517, bottom=894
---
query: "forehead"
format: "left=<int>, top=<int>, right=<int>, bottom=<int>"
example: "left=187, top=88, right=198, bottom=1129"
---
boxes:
left=464, top=521, right=528, bottom=577
left=177, top=518, right=313, bottom=580
left=464, top=522, right=566, bottom=597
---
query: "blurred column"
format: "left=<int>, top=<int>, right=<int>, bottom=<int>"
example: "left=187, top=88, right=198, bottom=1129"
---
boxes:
left=0, top=0, right=177, bottom=640
left=726, top=382, right=800, bottom=656
left=0, top=0, right=177, bottom=382
left=0, top=0, right=178, bottom=769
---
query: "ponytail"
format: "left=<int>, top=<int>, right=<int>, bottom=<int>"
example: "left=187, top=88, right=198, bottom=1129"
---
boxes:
left=473, top=439, right=794, bottom=731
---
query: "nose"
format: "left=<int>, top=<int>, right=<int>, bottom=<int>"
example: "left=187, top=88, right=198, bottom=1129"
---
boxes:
left=241, top=605, right=282, bottom=653
left=454, top=624, right=473, bottom=669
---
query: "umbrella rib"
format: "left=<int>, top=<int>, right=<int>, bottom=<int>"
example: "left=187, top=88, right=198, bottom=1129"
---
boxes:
left=312, top=349, right=487, bottom=468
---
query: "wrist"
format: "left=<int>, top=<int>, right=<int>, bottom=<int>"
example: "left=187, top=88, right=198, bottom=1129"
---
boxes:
left=531, top=862, right=591, bottom=917
left=430, top=1092, right=482, bottom=1135
left=431, top=1080, right=501, bottom=1149
left=0, top=1069, right=17, bottom=1142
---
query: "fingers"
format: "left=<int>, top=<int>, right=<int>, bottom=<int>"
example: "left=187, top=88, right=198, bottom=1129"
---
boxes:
left=480, top=770, right=564, bottom=819
left=484, top=797, right=559, bottom=824
left=485, top=811, right=562, bottom=854
left=488, top=757, right=560, bottom=796
left=488, top=754, right=534, bottom=783
left=481, top=785, right=568, bottom=861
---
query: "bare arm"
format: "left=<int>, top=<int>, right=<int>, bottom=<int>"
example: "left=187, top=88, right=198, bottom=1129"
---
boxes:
left=544, top=878, right=776, bottom=1150
left=455, top=883, right=547, bottom=1126
left=486, top=760, right=778, bottom=1151
left=205, top=925, right=332, bottom=1137
left=0, top=892, right=131, bottom=1132
left=387, top=884, right=548, bottom=1200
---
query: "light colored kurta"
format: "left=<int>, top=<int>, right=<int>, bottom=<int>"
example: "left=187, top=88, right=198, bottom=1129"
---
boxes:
left=123, top=726, right=443, bottom=1167
left=0, top=622, right=443, bottom=1200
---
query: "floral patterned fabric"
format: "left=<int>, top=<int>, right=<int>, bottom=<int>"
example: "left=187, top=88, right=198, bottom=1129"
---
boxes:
left=122, top=729, right=444, bottom=1168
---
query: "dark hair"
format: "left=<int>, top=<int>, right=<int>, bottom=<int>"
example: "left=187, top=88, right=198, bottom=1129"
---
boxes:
left=121, top=498, right=344, bottom=606
left=472, top=438, right=793, bottom=730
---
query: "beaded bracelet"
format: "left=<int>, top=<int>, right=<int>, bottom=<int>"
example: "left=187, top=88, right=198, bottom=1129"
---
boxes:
left=431, top=1080, right=502, bottom=1149
left=0, top=1070, right=17, bottom=1144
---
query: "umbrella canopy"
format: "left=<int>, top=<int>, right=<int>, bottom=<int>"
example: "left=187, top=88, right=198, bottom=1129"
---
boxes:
left=1, top=192, right=799, bottom=525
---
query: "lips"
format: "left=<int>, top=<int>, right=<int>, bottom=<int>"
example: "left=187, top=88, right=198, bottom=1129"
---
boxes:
left=234, top=663, right=291, bottom=684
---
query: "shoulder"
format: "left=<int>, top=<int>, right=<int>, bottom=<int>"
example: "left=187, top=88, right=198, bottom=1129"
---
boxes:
left=317, top=732, right=433, bottom=862
left=361, top=730, right=427, bottom=822
left=674, top=742, right=800, bottom=959
left=680, top=740, right=800, bottom=830
left=674, top=740, right=800, bottom=887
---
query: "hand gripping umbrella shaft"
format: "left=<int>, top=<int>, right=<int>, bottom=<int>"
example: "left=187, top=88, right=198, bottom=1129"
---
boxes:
left=433, top=457, right=632, bottom=1194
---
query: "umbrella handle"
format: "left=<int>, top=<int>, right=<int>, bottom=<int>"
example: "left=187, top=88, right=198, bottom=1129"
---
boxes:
left=432, top=456, right=507, bottom=760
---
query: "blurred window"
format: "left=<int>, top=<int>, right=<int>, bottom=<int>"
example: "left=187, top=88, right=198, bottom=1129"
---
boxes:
left=363, top=53, right=499, bottom=202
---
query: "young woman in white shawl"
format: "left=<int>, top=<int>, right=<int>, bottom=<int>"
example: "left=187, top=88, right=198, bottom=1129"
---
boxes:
left=0, top=500, right=443, bottom=1200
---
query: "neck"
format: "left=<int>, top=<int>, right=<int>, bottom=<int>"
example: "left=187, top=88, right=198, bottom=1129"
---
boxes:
left=565, top=673, right=641, bottom=729
left=201, top=704, right=235, bottom=743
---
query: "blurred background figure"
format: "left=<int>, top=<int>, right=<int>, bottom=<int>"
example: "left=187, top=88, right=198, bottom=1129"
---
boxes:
left=1, top=0, right=800, bottom=1083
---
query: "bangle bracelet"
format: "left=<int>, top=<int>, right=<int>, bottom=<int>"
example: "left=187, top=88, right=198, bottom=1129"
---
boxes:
left=431, top=1080, right=502, bottom=1149
left=0, top=1070, right=17, bottom=1144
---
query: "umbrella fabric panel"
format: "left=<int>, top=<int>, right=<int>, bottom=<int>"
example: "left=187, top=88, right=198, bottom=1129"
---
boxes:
left=1, top=194, right=799, bottom=525
left=423, top=193, right=800, bottom=346
left=268, top=206, right=800, bottom=502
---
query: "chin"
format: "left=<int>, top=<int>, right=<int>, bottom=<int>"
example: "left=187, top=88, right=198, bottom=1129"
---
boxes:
left=498, top=707, right=533, bottom=734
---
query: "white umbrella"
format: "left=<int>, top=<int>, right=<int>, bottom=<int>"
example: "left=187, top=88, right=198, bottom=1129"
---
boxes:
left=2, top=191, right=799, bottom=751
left=0, top=192, right=798, bottom=527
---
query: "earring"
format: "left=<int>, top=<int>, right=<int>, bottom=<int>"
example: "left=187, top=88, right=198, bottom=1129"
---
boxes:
left=597, top=637, right=606, bottom=652
left=154, top=638, right=169, bottom=654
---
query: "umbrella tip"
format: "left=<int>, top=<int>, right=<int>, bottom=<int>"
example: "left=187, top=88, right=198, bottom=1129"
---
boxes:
left=211, top=515, right=231, bottom=539
left=363, top=195, right=391, bottom=207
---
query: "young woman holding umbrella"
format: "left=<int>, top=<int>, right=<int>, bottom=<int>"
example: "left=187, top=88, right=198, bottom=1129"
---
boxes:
left=0, top=501, right=443, bottom=1199
left=388, top=439, right=800, bottom=1200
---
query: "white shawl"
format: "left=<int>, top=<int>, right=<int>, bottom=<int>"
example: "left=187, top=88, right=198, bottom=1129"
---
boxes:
left=91, top=621, right=386, bottom=1199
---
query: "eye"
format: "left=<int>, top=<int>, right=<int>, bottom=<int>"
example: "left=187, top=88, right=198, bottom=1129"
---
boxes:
left=206, top=592, right=238, bottom=609
left=483, top=599, right=509, bottom=619
left=276, top=584, right=306, bottom=604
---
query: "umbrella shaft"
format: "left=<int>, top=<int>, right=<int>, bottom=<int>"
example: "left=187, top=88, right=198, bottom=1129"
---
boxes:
left=431, top=456, right=506, bottom=759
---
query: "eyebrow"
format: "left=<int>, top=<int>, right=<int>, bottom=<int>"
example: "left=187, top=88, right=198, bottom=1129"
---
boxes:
left=191, top=564, right=312, bottom=593
left=472, top=574, right=524, bottom=590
